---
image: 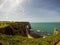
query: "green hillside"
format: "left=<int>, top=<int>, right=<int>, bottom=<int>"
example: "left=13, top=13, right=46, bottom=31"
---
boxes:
left=0, top=32, right=60, bottom=45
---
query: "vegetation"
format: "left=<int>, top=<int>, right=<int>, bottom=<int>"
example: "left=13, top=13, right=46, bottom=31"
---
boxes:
left=0, top=21, right=15, bottom=28
left=0, top=32, right=60, bottom=45
left=0, top=21, right=60, bottom=45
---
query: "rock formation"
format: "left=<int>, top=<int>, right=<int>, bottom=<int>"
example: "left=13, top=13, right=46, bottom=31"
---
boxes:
left=0, top=21, right=43, bottom=38
left=0, top=22, right=31, bottom=37
left=53, top=28, right=59, bottom=35
left=26, top=25, right=43, bottom=38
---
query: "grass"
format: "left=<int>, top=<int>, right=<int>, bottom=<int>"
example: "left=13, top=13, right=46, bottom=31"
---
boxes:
left=0, top=32, right=60, bottom=45
left=0, top=21, right=14, bottom=28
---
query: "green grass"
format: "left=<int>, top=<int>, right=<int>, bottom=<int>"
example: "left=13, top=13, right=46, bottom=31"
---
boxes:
left=0, top=21, right=14, bottom=28
left=0, top=33, right=60, bottom=45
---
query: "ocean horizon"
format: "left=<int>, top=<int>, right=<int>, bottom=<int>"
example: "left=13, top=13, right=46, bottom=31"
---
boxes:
left=30, top=22, right=60, bottom=34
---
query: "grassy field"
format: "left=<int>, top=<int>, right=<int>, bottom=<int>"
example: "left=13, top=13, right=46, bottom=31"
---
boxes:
left=0, top=32, right=60, bottom=45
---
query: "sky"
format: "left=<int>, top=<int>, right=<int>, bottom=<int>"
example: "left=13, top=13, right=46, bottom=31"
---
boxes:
left=0, top=0, right=60, bottom=22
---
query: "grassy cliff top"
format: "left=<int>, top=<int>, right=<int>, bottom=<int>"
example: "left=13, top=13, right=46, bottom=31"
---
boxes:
left=0, top=21, right=31, bottom=28
left=0, top=21, right=15, bottom=28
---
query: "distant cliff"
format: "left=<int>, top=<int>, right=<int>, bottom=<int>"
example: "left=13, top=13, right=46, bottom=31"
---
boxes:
left=0, top=21, right=31, bottom=37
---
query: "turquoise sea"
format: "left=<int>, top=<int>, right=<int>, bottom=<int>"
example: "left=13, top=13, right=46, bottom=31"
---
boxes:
left=30, top=23, right=60, bottom=34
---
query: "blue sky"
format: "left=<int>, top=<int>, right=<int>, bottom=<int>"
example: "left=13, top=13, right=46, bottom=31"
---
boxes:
left=0, top=0, right=60, bottom=22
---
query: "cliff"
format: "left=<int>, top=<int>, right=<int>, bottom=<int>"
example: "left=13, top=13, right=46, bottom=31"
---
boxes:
left=0, top=21, right=31, bottom=37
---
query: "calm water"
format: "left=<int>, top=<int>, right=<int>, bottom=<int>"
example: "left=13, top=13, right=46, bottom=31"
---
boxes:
left=30, top=23, right=60, bottom=34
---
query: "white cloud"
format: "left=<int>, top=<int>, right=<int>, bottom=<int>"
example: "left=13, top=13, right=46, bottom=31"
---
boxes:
left=0, top=0, right=27, bottom=21
left=0, top=0, right=23, bottom=12
left=0, top=0, right=60, bottom=22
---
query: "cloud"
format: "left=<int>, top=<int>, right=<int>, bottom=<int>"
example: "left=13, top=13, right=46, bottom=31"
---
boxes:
left=0, top=0, right=26, bottom=21
left=0, top=0, right=23, bottom=12
left=21, top=0, right=60, bottom=22
left=0, top=0, right=60, bottom=22
left=24, top=7, right=60, bottom=22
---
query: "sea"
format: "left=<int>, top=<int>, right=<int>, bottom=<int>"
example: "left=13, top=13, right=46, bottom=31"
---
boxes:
left=30, top=22, right=60, bottom=34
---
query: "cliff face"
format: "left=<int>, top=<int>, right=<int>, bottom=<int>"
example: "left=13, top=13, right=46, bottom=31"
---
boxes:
left=0, top=22, right=31, bottom=37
